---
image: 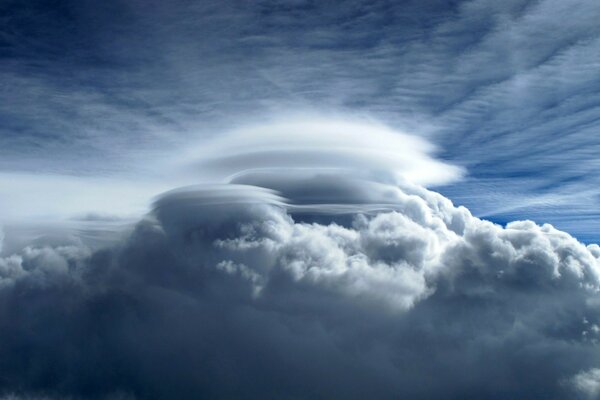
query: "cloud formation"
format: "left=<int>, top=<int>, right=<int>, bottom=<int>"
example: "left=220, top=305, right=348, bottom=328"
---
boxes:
left=1, top=177, right=599, bottom=399
left=1, top=0, right=600, bottom=397
left=2, top=0, right=600, bottom=240
left=184, top=118, right=463, bottom=187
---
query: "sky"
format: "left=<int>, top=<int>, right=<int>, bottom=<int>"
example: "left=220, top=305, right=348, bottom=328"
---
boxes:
left=1, top=0, right=600, bottom=241
left=1, top=0, right=600, bottom=399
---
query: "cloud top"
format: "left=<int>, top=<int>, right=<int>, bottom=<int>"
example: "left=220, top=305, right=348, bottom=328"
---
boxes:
left=185, top=118, right=464, bottom=187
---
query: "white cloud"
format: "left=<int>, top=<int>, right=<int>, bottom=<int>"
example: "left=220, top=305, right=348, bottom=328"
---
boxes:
left=178, top=116, right=464, bottom=187
left=570, top=368, right=600, bottom=399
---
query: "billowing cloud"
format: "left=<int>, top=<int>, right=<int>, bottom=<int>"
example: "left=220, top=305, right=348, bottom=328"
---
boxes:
left=1, top=175, right=599, bottom=398
left=0, top=115, right=599, bottom=398
left=2, top=0, right=600, bottom=397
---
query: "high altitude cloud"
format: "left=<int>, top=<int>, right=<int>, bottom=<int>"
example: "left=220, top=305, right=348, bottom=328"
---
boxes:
left=183, top=118, right=464, bottom=187
left=1, top=176, right=599, bottom=399
left=3, top=0, right=600, bottom=240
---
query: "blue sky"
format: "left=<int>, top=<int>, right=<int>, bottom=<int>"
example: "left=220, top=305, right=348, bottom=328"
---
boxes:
left=1, top=0, right=600, bottom=242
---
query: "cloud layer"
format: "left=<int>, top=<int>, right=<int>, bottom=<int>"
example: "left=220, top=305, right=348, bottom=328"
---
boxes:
left=1, top=178, right=599, bottom=399
left=184, top=118, right=463, bottom=187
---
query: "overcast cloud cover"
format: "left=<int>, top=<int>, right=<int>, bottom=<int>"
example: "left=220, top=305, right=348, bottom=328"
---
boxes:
left=2, top=0, right=600, bottom=399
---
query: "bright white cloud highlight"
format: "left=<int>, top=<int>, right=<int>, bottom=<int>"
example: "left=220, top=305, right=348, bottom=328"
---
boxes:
left=181, top=117, right=464, bottom=187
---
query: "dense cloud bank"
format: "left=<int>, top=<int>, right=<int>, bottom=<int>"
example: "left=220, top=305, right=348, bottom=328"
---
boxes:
left=0, top=180, right=599, bottom=399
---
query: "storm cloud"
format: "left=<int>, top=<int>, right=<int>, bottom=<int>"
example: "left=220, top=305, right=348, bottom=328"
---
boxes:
left=1, top=176, right=599, bottom=399
left=2, top=0, right=600, bottom=397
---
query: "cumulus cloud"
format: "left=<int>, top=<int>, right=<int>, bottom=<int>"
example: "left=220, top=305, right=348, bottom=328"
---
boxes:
left=3, top=0, right=600, bottom=396
left=569, top=368, right=600, bottom=399
left=1, top=176, right=599, bottom=398
left=1, top=117, right=599, bottom=398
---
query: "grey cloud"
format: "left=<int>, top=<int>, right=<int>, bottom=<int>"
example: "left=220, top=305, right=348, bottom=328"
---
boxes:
left=0, top=180, right=599, bottom=399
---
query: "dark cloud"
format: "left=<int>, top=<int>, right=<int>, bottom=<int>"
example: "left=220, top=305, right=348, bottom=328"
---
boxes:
left=1, top=181, right=599, bottom=399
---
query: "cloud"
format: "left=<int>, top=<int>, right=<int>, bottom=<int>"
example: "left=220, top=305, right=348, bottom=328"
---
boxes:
left=0, top=177, right=599, bottom=398
left=181, top=117, right=463, bottom=187
left=568, top=368, right=600, bottom=399
left=1, top=0, right=600, bottom=397
left=1, top=111, right=598, bottom=397
left=3, top=0, right=600, bottom=241
left=0, top=116, right=461, bottom=252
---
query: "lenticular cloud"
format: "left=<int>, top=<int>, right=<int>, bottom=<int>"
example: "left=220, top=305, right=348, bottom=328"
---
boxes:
left=182, top=118, right=464, bottom=187
left=1, top=123, right=600, bottom=399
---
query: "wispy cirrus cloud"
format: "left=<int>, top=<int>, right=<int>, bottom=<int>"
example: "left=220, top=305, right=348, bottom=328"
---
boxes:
left=2, top=0, right=599, bottom=240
